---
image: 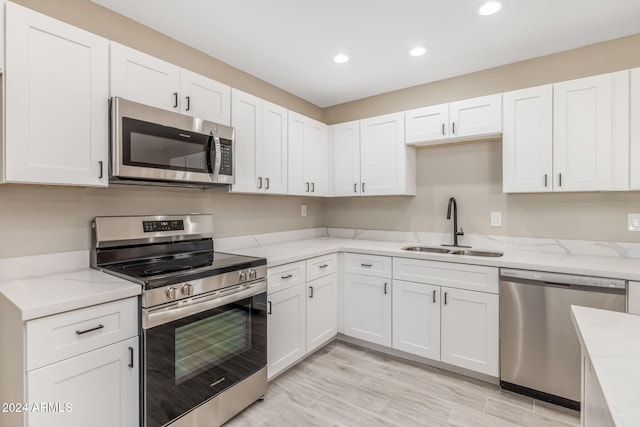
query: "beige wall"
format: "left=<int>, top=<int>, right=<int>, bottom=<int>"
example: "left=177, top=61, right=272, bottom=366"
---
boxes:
left=324, top=142, right=640, bottom=243
left=0, top=184, right=324, bottom=258
left=323, top=33, right=640, bottom=124
left=12, top=0, right=324, bottom=121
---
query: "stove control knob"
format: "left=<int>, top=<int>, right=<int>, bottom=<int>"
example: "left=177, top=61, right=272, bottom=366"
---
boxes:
left=239, top=271, right=247, bottom=282
left=182, top=283, right=194, bottom=296
left=249, top=269, right=257, bottom=280
left=166, top=287, right=177, bottom=300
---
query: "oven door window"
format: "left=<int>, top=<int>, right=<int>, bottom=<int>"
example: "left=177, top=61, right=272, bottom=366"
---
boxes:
left=122, top=117, right=213, bottom=173
left=143, top=292, right=266, bottom=427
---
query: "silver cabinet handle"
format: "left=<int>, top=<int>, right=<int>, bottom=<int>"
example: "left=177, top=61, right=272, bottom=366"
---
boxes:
left=265, top=178, right=270, bottom=189
left=311, top=182, right=315, bottom=193
left=444, top=292, right=448, bottom=305
left=173, top=92, right=178, bottom=108
left=433, top=290, right=436, bottom=304
left=452, top=122, right=456, bottom=135
left=544, top=174, right=548, bottom=188
left=558, top=173, right=562, bottom=187
left=258, top=177, right=263, bottom=189
left=354, top=183, right=357, bottom=193
left=384, top=282, right=388, bottom=295
left=360, top=263, right=372, bottom=267
left=309, top=286, right=314, bottom=298
left=267, top=301, right=272, bottom=315
left=442, top=123, right=445, bottom=136
left=98, top=160, right=103, bottom=179
left=306, top=182, right=310, bottom=192
left=362, top=183, right=366, bottom=193
left=76, top=324, right=104, bottom=335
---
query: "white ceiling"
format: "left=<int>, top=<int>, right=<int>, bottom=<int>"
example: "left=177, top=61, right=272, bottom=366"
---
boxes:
left=92, top=0, right=640, bottom=108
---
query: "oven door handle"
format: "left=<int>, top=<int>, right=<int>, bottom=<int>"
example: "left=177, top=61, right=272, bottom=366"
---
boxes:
left=143, top=280, right=266, bottom=329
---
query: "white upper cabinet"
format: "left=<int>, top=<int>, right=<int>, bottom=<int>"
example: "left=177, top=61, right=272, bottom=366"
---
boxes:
left=110, top=42, right=230, bottom=125
left=330, top=121, right=362, bottom=196
left=110, top=41, right=180, bottom=113
left=179, top=69, right=231, bottom=125
left=503, top=71, right=629, bottom=193
left=288, top=111, right=328, bottom=196
left=553, top=72, right=628, bottom=192
left=629, top=68, right=640, bottom=190
left=231, top=89, right=288, bottom=194
left=502, top=85, right=554, bottom=193
left=360, top=113, right=416, bottom=196
left=405, top=94, right=502, bottom=146
left=4, top=2, right=109, bottom=186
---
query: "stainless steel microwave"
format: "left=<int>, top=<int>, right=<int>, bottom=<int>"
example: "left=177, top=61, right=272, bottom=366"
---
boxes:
left=110, top=97, right=234, bottom=187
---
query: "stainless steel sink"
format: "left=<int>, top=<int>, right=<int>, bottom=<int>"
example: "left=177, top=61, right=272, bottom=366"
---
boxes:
left=401, top=246, right=503, bottom=257
left=401, top=246, right=451, bottom=254
left=448, top=249, right=503, bottom=257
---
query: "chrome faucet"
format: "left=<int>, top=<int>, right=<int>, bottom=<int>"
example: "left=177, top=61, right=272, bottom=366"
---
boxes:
left=442, top=197, right=470, bottom=248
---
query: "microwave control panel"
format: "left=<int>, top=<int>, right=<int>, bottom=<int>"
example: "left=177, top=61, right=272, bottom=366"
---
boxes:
left=219, top=140, right=233, bottom=176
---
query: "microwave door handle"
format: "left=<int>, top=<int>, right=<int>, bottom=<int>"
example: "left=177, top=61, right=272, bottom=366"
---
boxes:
left=206, top=132, right=222, bottom=178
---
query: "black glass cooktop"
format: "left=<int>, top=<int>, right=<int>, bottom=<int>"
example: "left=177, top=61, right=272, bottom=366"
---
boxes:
left=103, top=251, right=265, bottom=288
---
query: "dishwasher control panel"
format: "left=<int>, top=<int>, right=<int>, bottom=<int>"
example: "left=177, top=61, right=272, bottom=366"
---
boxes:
left=500, top=269, right=626, bottom=289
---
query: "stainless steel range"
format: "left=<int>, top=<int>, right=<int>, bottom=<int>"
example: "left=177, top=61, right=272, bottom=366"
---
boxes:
left=91, top=214, right=267, bottom=427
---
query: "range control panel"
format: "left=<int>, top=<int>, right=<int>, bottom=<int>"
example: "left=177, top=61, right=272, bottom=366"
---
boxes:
left=142, top=220, right=185, bottom=233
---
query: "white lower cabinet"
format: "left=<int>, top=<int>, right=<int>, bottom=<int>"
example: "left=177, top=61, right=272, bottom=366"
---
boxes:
left=440, top=287, right=499, bottom=376
left=629, top=281, right=640, bottom=315
left=267, top=254, right=338, bottom=379
left=27, top=337, right=139, bottom=427
left=582, top=353, right=615, bottom=427
left=267, top=284, right=306, bottom=379
left=392, top=280, right=440, bottom=360
left=343, top=273, right=392, bottom=346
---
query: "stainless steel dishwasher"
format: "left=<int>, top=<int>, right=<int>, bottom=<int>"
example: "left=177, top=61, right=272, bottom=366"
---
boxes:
left=499, top=268, right=626, bottom=410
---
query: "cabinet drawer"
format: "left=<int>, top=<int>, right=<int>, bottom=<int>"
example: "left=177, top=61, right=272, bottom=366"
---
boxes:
left=26, top=297, right=138, bottom=370
left=393, top=257, right=499, bottom=294
left=306, top=253, right=338, bottom=281
left=344, top=253, right=392, bottom=278
left=268, top=261, right=306, bottom=293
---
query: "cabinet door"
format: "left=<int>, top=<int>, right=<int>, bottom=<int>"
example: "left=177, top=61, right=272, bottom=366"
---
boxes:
left=449, top=94, right=502, bottom=139
left=262, top=101, right=288, bottom=194
left=110, top=41, right=181, bottom=112
left=331, top=121, right=361, bottom=196
left=440, top=287, right=499, bottom=376
left=502, top=85, right=553, bottom=193
left=630, top=68, right=640, bottom=190
left=553, top=72, right=627, bottom=192
left=582, top=354, right=616, bottom=427
left=343, top=273, right=391, bottom=346
left=360, top=112, right=410, bottom=196
left=27, top=337, right=139, bottom=427
left=404, top=104, right=449, bottom=145
left=306, top=274, right=337, bottom=353
left=392, top=280, right=440, bottom=360
left=5, top=2, right=109, bottom=186
left=180, top=69, right=231, bottom=125
left=267, top=285, right=306, bottom=379
left=305, top=119, right=329, bottom=196
left=287, top=111, right=308, bottom=195
left=231, top=89, right=262, bottom=193
left=629, top=281, right=640, bottom=315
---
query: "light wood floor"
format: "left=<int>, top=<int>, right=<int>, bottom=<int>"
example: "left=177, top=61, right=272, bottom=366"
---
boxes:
left=226, top=340, right=580, bottom=427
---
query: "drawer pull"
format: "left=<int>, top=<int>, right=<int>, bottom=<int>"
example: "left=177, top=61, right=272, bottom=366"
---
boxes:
left=360, top=263, right=372, bottom=267
left=76, top=324, right=104, bottom=335
left=267, top=301, right=272, bottom=315
left=281, top=274, right=293, bottom=279
left=309, top=286, right=314, bottom=298
left=319, top=264, right=329, bottom=269
left=128, top=346, right=134, bottom=368
left=384, top=282, right=388, bottom=295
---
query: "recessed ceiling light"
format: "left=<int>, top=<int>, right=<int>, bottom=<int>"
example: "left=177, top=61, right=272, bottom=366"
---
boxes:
left=333, top=53, right=349, bottom=64
left=478, top=1, right=502, bottom=16
left=409, top=46, right=427, bottom=57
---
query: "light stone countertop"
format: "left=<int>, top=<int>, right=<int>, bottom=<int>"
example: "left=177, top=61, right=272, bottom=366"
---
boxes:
left=571, top=306, right=640, bottom=427
left=0, top=268, right=141, bottom=321
left=230, top=236, right=640, bottom=281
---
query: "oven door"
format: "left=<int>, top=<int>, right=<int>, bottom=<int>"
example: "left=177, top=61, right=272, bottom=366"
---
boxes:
left=142, top=280, right=267, bottom=427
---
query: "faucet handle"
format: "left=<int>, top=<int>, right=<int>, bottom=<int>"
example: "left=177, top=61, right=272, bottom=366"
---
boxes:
left=457, top=227, right=465, bottom=236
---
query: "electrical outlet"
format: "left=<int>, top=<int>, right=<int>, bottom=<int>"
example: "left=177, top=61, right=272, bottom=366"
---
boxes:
left=301, top=205, right=307, bottom=217
left=628, top=213, right=640, bottom=231
left=490, top=211, right=502, bottom=227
